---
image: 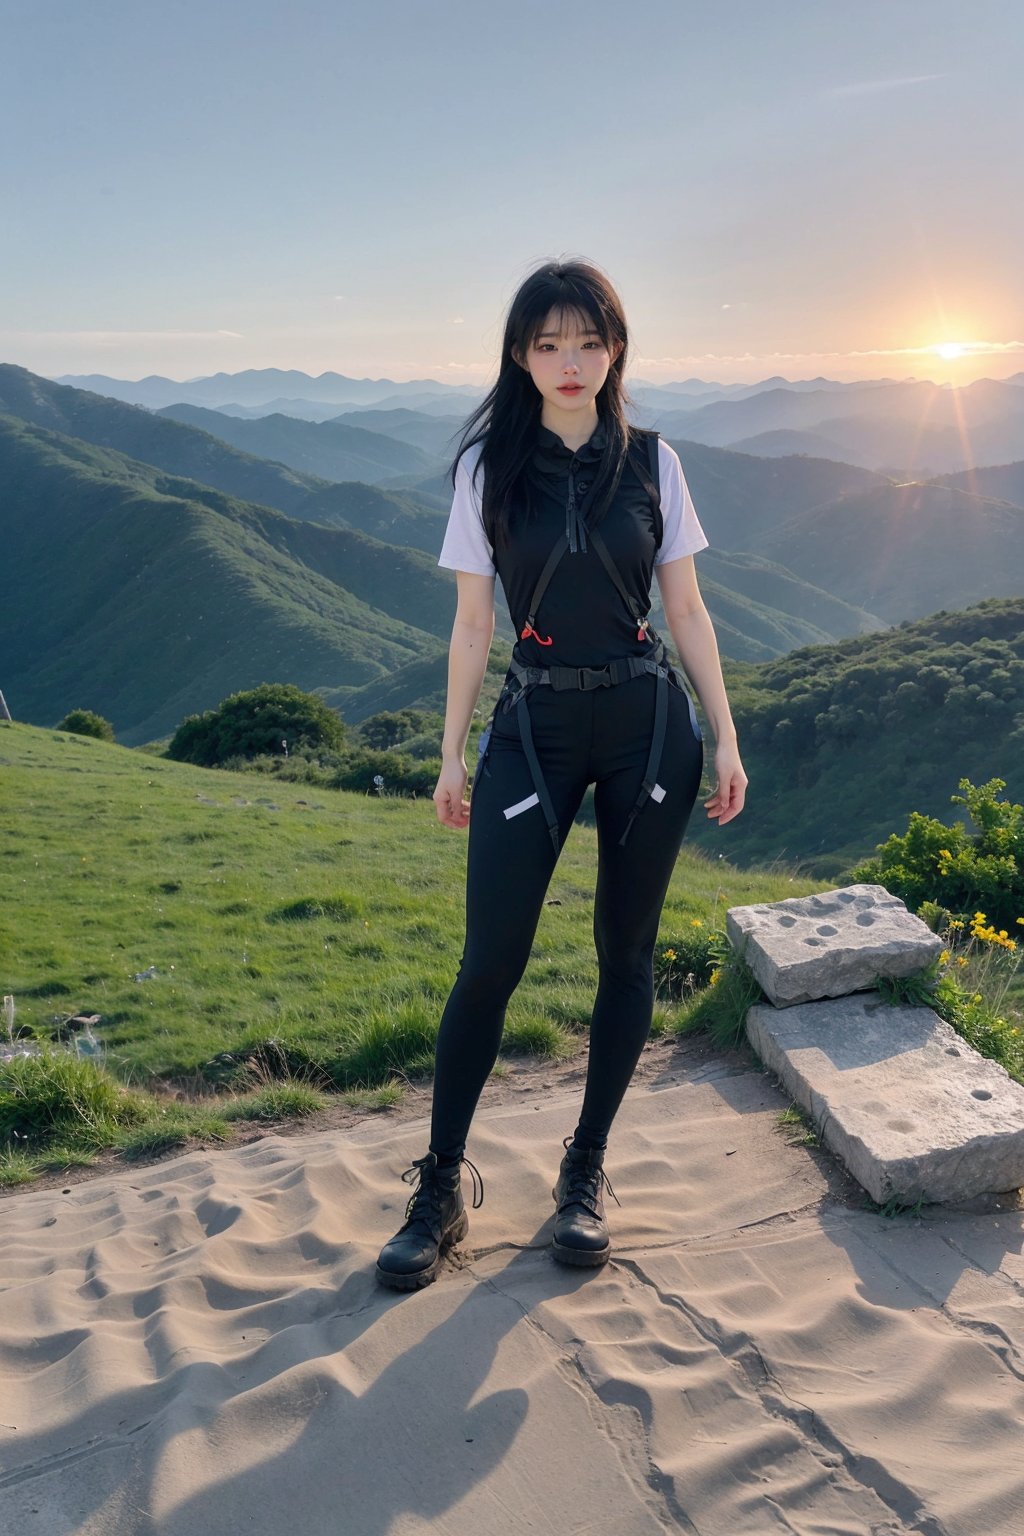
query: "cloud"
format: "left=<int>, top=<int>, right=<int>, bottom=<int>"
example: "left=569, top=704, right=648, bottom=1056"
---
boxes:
left=0, top=329, right=244, bottom=342
left=825, top=73, right=948, bottom=98
left=636, top=340, right=1024, bottom=366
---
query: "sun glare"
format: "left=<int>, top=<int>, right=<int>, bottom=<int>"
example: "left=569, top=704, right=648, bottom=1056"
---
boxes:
left=934, top=342, right=965, bottom=360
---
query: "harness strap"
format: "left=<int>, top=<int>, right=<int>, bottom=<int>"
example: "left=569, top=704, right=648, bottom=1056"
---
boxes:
left=514, top=685, right=562, bottom=855
left=618, top=667, right=669, bottom=847
left=519, top=429, right=657, bottom=645
left=502, top=636, right=689, bottom=849
left=587, top=526, right=651, bottom=641
left=498, top=427, right=675, bottom=849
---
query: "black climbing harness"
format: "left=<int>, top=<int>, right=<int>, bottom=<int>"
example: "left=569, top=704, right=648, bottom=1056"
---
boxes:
left=477, top=428, right=702, bottom=853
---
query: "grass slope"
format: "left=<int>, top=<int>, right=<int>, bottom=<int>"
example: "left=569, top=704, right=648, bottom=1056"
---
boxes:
left=1, top=724, right=809, bottom=1088
left=0, top=416, right=452, bottom=742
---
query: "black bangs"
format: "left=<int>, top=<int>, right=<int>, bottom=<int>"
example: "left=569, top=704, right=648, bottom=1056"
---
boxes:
left=520, top=299, right=608, bottom=353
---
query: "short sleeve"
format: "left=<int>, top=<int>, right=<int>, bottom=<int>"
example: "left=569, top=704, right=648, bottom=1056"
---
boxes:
left=654, top=440, right=710, bottom=564
left=437, top=446, right=496, bottom=576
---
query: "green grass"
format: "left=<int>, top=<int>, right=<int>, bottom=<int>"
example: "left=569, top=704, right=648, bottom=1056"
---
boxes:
left=2, top=725, right=819, bottom=1085
left=0, top=721, right=925, bottom=1189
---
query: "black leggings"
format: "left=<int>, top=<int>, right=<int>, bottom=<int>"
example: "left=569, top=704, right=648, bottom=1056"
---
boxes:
left=429, top=669, right=705, bottom=1163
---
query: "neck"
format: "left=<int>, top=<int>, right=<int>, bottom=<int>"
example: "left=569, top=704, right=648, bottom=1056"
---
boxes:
left=539, top=400, right=600, bottom=452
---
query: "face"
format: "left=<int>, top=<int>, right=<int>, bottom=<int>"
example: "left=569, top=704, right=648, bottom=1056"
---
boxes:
left=514, top=308, right=622, bottom=412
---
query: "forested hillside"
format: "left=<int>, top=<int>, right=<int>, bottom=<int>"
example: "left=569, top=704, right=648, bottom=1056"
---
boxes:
left=0, top=415, right=453, bottom=742
left=685, top=597, right=1024, bottom=873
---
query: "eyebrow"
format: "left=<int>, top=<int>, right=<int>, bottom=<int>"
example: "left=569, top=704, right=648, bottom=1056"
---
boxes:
left=536, top=329, right=601, bottom=340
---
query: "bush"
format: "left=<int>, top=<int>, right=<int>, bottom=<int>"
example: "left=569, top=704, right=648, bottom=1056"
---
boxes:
left=360, top=709, right=442, bottom=751
left=167, top=683, right=346, bottom=767
left=57, top=709, right=115, bottom=742
left=849, top=776, right=1024, bottom=931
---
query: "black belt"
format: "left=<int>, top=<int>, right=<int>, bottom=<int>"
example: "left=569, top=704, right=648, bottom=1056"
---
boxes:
left=499, top=636, right=693, bottom=853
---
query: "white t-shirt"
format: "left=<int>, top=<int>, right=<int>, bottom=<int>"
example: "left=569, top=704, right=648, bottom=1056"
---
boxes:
left=437, top=438, right=709, bottom=577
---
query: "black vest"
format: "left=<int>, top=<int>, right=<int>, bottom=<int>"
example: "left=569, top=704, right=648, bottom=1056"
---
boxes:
left=491, top=419, right=663, bottom=668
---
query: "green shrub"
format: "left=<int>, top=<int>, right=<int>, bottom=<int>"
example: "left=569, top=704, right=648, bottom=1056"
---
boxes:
left=849, top=777, right=1024, bottom=930
left=655, top=922, right=719, bottom=999
left=360, top=709, right=442, bottom=750
left=57, top=709, right=115, bottom=742
left=330, top=749, right=441, bottom=797
left=168, top=683, right=345, bottom=767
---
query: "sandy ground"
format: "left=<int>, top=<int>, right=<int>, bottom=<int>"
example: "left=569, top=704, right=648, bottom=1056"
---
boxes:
left=3, top=1038, right=1024, bottom=1535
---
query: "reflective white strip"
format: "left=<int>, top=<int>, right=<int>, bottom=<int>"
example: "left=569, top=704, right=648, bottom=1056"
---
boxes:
left=650, top=783, right=666, bottom=803
left=503, top=792, right=540, bottom=820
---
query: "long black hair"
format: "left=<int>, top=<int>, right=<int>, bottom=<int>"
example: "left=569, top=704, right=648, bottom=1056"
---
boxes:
left=449, top=257, right=641, bottom=557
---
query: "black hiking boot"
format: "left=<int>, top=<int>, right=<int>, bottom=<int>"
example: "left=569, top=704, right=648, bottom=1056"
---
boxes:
left=551, top=1136, right=621, bottom=1267
left=375, top=1151, right=484, bottom=1291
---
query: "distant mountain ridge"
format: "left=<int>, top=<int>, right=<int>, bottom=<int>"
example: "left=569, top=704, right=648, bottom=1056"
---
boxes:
left=52, top=367, right=482, bottom=409
left=155, top=402, right=438, bottom=483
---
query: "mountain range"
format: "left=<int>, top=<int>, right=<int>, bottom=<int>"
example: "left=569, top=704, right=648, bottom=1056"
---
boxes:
left=56, top=366, right=1024, bottom=476
left=2, top=362, right=1022, bottom=759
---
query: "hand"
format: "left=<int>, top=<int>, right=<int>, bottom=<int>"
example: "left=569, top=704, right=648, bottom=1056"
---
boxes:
left=703, top=741, right=747, bottom=826
left=434, top=760, right=471, bottom=829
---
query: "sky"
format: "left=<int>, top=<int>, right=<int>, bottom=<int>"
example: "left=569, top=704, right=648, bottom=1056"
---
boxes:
left=2, top=0, right=1023, bottom=388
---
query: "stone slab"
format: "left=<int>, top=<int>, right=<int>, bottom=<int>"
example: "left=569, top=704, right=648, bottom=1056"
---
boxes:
left=727, top=881, right=942, bottom=1007
left=746, top=990, right=1024, bottom=1204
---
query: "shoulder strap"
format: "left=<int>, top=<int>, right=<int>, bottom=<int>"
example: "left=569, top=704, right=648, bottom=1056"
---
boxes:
left=637, top=430, right=662, bottom=549
left=518, top=428, right=661, bottom=644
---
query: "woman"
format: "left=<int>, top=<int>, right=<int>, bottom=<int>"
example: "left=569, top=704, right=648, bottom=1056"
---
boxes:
left=376, top=257, right=747, bottom=1290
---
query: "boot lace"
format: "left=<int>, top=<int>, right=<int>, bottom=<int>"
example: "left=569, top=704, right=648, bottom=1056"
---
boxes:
left=558, top=1137, right=621, bottom=1218
left=399, top=1152, right=485, bottom=1234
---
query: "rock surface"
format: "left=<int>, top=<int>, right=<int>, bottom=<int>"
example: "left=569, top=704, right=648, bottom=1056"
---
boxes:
left=727, top=882, right=942, bottom=1007
left=747, top=990, right=1024, bottom=1203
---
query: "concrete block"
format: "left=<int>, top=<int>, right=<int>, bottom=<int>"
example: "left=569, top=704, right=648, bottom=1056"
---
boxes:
left=747, top=991, right=1024, bottom=1204
left=727, top=883, right=942, bottom=1007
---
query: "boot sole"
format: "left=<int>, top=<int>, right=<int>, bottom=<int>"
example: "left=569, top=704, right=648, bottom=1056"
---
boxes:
left=375, top=1208, right=470, bottom=1291
left=551, top=1185, right=611, bottom=1267
left=551, top=1236, right=610, bottom=1267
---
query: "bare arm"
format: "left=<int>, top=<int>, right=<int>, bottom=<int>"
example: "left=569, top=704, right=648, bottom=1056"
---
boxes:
left=655, top=554, right=747, bottom=824
left=436, top=571, right=496, bottom=827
